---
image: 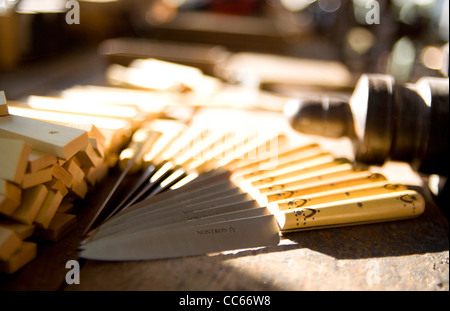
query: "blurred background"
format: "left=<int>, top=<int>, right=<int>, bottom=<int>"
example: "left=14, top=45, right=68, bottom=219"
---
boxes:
left=0, top=0, right=448, bottom=97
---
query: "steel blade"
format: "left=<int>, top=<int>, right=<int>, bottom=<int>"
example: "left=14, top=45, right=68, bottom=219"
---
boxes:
left=79, top=215, right=280, bottom=261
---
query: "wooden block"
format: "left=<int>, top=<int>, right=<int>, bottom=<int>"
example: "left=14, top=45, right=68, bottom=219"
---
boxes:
left=46, top=178, right=69, bottom=197
left=91, top=141, right=106, bottom=159
left=34, top=213, right=76, bottom=242
left=7, top=105, right=133, bottom=133
left=103, top=127, right=133, bottom=155
left=0, top=242, right=37, bottom=274
left=34, top=189, right=64, bottom=229
left=76, top=142, right=103, bottom=168
left=67, top=123, right=106, bottom=153
left=27, top=149, right=57, bottom=173
left=70, top=178, right=88, bottom=200
left=70, top=155, right=83, bottom=167
left=95, top=128, right=117, bottom=152
left=0, top=138, right=32, bottom=184
left=0, top=227, right=22, bottom=261
left=87, top=124, right=106, bottom=147
left=21, top=166, right=53, bottom=189
left=64, top=158, right=85, bottom=186
left=0, top=114, right=89, bottom=159
left=87, top=137, right=105, bottom=158
left=80, top=164, right=90, bottom=178
left=9, top=184, right=48, bottom=225
left=64, top=157, right=89, bottom=198
left=0, top=220, right=35, bottom=239
left=56, top=202, right=74, bottom=214
left=85, top=162, right=109, bottom=186
left=0, top=179, right=21, bottom=216
left=51, top=163, right=73, bottom=188
left=0, top=91, right=9, bottom=116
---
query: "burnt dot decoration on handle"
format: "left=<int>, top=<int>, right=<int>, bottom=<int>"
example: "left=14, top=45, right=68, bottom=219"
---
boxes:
left=385, top=184, right=401, bottom=190
left=294, top=199, right=307, bottom=208
left=400, top=194, right=417, bottom=203
left=357, top=202, right=363, bottom=207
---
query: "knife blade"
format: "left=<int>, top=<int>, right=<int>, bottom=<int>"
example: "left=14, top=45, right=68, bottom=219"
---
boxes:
left=98, top=175, right=239, bottom=231
left=91, top=199, right=260, bottom=241
left=79, top=215, right=280, bottom=261
left=85, top=205, right=270, bottom=245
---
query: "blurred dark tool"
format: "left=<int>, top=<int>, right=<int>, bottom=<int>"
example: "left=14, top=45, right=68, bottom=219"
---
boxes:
left=284, top=73, right=449, bottom=216
left=285, top=74, right=449, bottom=174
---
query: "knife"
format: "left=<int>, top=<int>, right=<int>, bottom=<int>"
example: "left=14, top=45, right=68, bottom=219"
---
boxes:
left=99, top=172, right=239, bottom=231
left=79, top=214, right=280, bottom=261
left=91, top=198, right=260, bottom=241
left=85, top=205, right=270, bottom=246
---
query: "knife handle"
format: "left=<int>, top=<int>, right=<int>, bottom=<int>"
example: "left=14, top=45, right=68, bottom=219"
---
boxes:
left=275, top=189, right=425, bottom=232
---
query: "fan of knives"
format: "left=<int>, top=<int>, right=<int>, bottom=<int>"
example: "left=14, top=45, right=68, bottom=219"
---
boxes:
left=80, top=108, right=425, bottom=261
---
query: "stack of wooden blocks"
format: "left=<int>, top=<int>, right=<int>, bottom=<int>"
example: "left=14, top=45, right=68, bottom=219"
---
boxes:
left=0, top=91, right=116, bottom=274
